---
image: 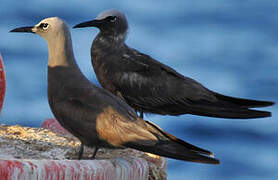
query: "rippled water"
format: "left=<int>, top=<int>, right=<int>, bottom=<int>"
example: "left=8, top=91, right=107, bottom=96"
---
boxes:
left=1, top=1, right=277, bottom=179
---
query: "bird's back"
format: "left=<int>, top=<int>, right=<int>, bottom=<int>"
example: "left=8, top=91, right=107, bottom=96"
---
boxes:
left=91, top=38, right=215, bottom=112
left=90, top=34, right=273, bottom=118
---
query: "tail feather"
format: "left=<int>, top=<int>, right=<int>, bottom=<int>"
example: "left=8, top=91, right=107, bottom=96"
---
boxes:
left=212, top=92, right=275, bottom=108
left=142, top=93, right=273, bottom=118
left=145, top=121, right=213, bottom=156
left=187, top=105, right=272, bottom=119
left=127, top=140, right=219, bottom=164
left=126, top=120, right=220, bottom=164
left=128, top=143, right=220, bottom=164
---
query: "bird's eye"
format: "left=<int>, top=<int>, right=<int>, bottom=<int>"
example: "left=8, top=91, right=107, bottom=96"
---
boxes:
left=39, top=23, right=49, bottom=30
left=107, top=16, right=117, bottom=23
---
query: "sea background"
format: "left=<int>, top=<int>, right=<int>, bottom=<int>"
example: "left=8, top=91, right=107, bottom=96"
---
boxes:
left=0, top=1, right=277, bottom=179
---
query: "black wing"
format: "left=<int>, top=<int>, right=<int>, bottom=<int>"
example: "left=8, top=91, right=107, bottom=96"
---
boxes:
left=104, top=46, right=273, bottom=118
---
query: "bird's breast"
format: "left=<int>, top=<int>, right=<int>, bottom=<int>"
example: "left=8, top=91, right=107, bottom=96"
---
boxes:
left=92, top=56, right=117, bottom=95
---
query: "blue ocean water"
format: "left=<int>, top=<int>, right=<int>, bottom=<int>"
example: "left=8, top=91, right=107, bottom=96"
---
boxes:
left=1, top=1, right=277, bottom=179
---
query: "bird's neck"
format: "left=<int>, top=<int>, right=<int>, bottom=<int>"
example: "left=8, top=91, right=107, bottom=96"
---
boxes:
left=46, top=29, right=86, bottom=99
left=93, top=32, right=126, bottom=50
left=47, top=30, right=78, bottom=68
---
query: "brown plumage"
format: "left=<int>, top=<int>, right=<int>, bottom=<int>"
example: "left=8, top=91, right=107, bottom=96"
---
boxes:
left=10, top=17, right=219, bottom=164
left=74, top=9, right=274, bottom=119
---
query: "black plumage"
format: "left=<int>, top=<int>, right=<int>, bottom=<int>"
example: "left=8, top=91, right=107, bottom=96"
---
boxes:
left=10, top=17, right=219, bottom=164
left=74, top=9, right=274, bottom=119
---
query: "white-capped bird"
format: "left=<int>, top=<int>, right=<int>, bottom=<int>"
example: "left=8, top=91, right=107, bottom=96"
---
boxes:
left=10, top=17, right=219, bottom=164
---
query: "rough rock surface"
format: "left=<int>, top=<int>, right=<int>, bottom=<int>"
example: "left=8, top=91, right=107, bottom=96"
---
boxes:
left=0, top=124, right=167, bottom=179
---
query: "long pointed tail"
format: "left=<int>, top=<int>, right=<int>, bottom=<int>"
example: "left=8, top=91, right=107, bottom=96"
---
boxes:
left=128, top=142, right=219, bottom=164
left=212, top=92, right=274, bottom=108
left=145, top=121, right=213, bottom=156
left=188, top=106, right=272, bottom=119
left=126, top=121, right=220, bottom=164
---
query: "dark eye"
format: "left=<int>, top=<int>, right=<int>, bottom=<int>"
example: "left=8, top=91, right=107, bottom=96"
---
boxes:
left=107, top=16, right=117, bottom=22
left=39, top=23, right=49, bottom=30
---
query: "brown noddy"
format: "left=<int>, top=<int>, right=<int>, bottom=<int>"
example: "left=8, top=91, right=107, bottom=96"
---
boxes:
left=73, top=9, right=274, bottom=119
left=10, top=17, right=220, bottom=164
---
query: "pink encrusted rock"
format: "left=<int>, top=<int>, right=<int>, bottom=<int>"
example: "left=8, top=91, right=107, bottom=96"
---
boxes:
left=41, top=118, right=69, bottom=135
left=0, top=125, right=157, bottom=180
left=0, top=158, right=148, bottom=180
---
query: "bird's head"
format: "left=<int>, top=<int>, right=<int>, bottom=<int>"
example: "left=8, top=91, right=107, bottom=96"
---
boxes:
left=74, top=9, right=128, bottom=39
left=10, top=17, right=71, bottom=44
left=10, top=17, right=75, bottom=67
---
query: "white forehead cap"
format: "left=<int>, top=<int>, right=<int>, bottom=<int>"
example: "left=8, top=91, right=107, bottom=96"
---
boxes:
left=36, top=17, right=65, bottom=28
left=96, top=9, right=125, bottom=20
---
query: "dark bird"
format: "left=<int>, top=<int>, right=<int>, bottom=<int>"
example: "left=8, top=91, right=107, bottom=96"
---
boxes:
left=74, top=9, right=274, bottom=119
left=10, top=17, right=219, bottom=164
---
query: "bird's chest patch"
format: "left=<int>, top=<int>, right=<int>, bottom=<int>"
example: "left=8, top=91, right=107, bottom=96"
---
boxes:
left=93, top=60, right=117, bottom=92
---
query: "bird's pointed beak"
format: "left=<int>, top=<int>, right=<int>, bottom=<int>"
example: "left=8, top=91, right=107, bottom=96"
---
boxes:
left=73, top=20, right=100, bottom=29
left=10, top=26, right=35, bottom=33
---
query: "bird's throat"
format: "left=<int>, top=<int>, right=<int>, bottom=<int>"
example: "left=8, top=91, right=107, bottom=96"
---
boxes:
left=94, top=32, right=126, bottom=49
left=47, top=32, right=76, bottom=68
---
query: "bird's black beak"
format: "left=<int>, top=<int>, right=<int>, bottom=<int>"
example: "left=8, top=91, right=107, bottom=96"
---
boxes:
left=10, top=26, right=34, bottom=33
left=73, top=20, right=101, bottom=29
